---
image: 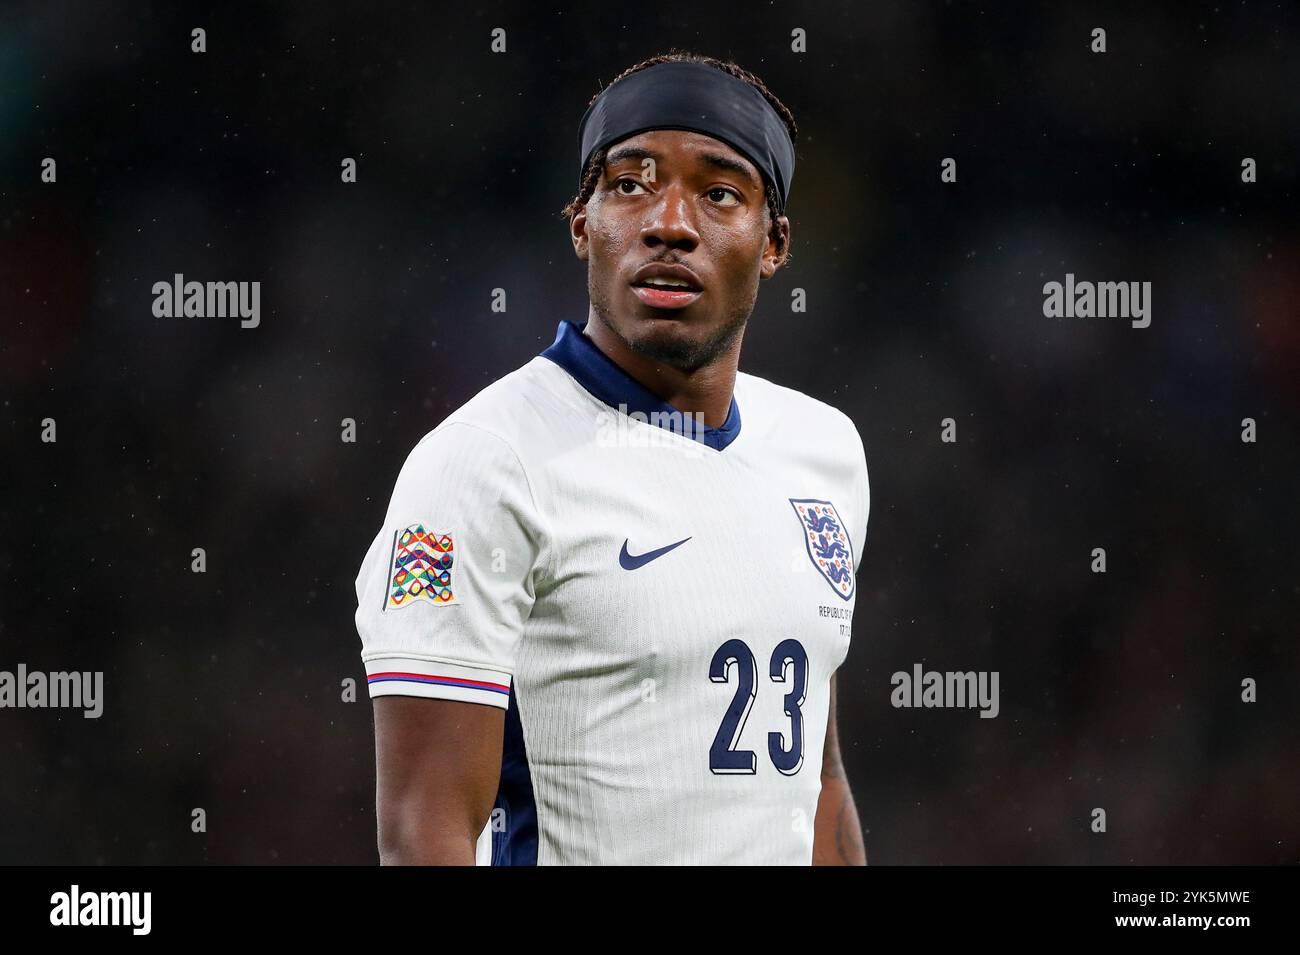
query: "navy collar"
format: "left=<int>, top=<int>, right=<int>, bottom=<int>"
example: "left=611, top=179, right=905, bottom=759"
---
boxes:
left=541, top=320, right=742, bottom=452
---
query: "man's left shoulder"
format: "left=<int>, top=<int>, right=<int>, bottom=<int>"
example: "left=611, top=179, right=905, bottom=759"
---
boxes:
left=736, top=370, right=865, bottom=453
left=738, top=370, right=871, bottom=552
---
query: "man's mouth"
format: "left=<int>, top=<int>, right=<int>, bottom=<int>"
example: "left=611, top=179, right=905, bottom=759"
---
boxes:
left=630, top=267, right=704, bottom=310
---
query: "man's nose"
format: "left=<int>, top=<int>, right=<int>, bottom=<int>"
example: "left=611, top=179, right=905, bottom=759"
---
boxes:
left=640, top=185, right=700, bottom=251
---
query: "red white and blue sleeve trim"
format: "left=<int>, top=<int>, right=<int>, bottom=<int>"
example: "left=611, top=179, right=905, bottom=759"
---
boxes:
left=363, top=656, right=512, bottom=709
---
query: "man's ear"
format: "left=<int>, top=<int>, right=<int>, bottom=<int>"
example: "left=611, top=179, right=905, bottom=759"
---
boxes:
left=570, top=206, right=590, bottom=261
left=760, top=214, right=791, bottom=278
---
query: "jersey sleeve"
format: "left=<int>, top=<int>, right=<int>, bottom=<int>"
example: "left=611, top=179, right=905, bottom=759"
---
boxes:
left=353, top=421, right=550, bottom=710
left=850, top=419, right=871, bottom=564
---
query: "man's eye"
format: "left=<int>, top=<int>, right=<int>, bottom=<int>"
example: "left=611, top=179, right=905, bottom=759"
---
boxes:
left=708, top=187, right=740, bottom=206
left=616, top=179, right=648, bottom=195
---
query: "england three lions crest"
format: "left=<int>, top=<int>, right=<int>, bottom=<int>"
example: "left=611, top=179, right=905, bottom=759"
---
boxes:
left=789, top=499, right=855, bottom=601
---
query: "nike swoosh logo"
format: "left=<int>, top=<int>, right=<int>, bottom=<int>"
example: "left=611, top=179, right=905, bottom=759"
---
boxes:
left=619, top=536, right=692, bottom=570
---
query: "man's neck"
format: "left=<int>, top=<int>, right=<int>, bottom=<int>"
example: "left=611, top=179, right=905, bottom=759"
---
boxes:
left=583, top=313, right=741, bottom=429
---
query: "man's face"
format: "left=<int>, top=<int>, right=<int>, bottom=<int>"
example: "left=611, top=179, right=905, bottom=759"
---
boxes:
left=570, top=129, right=790, bottom=373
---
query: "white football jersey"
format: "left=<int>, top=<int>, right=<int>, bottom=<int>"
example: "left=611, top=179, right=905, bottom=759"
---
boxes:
left=354, top=319, right=870, bottom=865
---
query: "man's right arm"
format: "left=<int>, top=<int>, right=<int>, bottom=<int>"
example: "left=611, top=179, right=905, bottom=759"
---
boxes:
left=353, top=423, right=548, bottom=866
left=373, top=696, right=504, bottom=865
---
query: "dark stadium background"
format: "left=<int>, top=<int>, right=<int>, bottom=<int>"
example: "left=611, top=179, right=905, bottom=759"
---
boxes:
left=2, top=2, right=1297, bottom=864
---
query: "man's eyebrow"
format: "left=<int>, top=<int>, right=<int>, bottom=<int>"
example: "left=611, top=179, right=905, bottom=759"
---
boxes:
left=604, top=145, right=658, bottom=168
left=697, top=151, right=761, bottom=189
left=603, top=144, right=762, bottom=190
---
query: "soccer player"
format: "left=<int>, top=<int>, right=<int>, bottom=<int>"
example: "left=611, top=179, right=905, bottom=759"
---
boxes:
left=354, top=52, right=870, bottom=865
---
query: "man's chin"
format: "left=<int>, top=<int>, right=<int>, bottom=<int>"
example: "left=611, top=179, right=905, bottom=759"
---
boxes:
left=622, top=312, right=743, bottom=373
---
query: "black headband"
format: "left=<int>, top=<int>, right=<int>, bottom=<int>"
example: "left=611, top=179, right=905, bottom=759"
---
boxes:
left=577, top=61, right=795, bottom=212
